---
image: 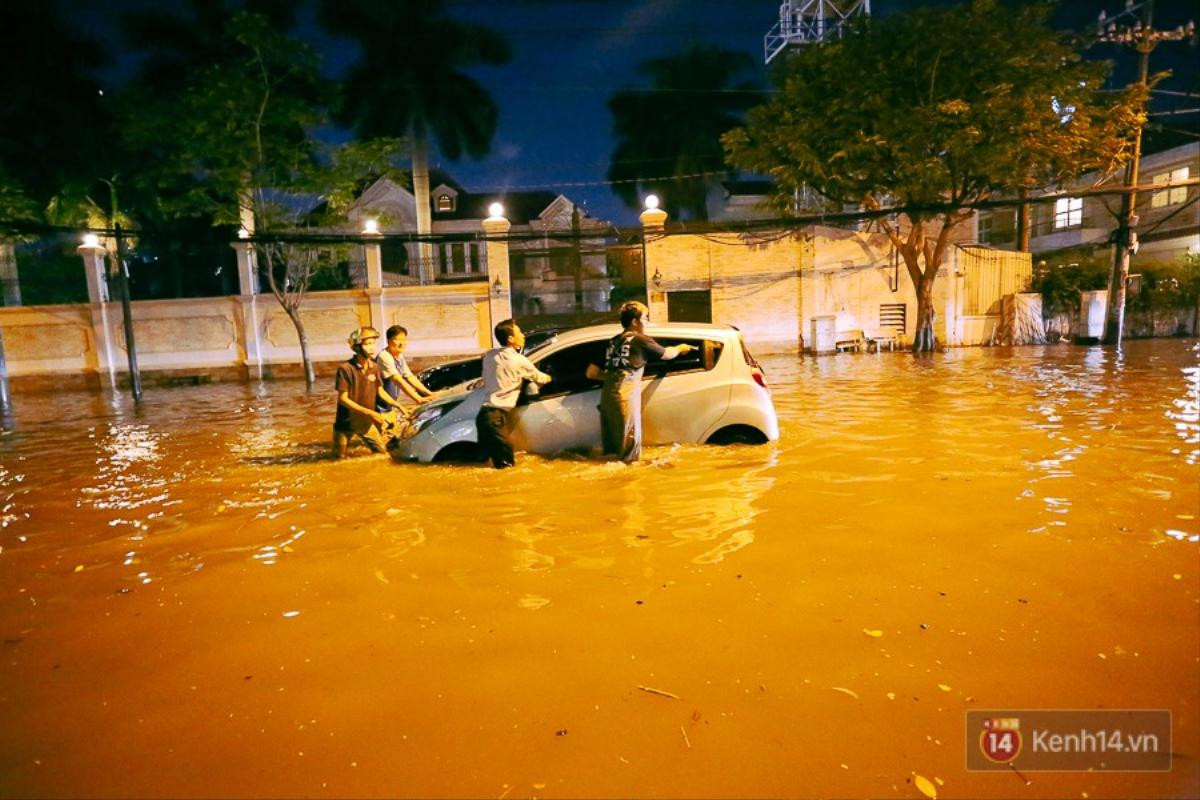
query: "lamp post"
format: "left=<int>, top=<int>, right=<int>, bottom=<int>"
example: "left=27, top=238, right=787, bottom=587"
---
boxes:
left=107, top=225, right=143, bottom=402
left=1097, top=0, right=1195, bottom=346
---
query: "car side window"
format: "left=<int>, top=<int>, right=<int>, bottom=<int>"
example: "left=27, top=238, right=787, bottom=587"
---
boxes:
left=525, top=340, right=609, bottom=400
left=643, top=338, right=724, bottom=378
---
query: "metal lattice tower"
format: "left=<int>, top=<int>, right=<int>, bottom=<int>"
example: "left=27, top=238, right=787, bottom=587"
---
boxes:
left=764, top=0, right=871, bottom=63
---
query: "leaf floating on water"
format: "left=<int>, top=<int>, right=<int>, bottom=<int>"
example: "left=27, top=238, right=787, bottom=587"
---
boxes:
left=863, top=628, right=883, bottom=638
left=73, top=565, right=84, bottom=573
left=517, top=594, right=550, bottom=610
left=637, top=685, right=680, bottom=700
left=886, top=692, right=896, bottom=700
left=831, top=686, right=860, bottom=700
left=914, top=774, right=938, bottom=799
left=375, top=570, right=390, bottom=585
left=938, top=684, right=952, bottom=692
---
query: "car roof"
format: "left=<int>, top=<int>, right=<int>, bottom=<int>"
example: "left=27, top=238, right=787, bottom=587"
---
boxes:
left=545, top=322, right=740, bottom=347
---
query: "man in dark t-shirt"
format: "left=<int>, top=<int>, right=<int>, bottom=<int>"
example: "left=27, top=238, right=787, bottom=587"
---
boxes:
left=333, top=326, right=411, bottom=458
left=586, top=302, right=693, bottom=463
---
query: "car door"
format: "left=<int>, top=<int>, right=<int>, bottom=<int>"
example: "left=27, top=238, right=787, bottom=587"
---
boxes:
left=509, top=339, right=610, bottom=455
left=640, top=337, right=730, bottom=444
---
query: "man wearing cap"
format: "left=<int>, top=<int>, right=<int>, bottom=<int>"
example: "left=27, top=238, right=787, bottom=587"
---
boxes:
left=333, top=326, right=410, bottom=458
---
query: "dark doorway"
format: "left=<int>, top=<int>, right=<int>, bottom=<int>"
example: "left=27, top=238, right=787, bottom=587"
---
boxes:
left=667, top=290, right=712, bottom=323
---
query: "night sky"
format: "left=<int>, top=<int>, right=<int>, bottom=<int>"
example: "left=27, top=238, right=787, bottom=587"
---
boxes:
left=56, top=0, right=1199, bottom=226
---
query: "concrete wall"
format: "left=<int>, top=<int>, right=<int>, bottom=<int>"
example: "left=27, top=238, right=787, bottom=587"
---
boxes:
left=0, top=284, right=492, bottom=390
left=643, top=223, right=1031, bottom=353
left=644, top=230, right=809, bottom=353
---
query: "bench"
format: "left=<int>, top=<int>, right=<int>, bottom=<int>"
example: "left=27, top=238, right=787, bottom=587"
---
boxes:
left=835, top=330, right=864, bottom=352
left=866, top=332, right=898, bottom=352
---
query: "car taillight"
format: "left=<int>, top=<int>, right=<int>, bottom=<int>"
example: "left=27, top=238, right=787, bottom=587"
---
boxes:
left=751, top=368, right=767, bottom=388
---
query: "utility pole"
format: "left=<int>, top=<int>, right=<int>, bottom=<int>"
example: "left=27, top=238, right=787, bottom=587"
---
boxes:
left=1097, top=0, right=1195, bottom=346
left=114, top=225, right=143, bottom=402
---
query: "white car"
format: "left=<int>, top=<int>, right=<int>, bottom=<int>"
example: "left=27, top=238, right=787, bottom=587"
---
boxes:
left=390, top=323, right=780, bottom=463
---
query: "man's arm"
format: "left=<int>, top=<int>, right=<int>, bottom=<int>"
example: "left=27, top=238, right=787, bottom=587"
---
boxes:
left=338, top=390, right=386, bottom=427
left=376, top=386, right=413, bottom=415
left=393, top=376, right=427, bottom=404
left=403, top=376, right=436, bottom=400
left=660, top=343, right=695, bottom=360
left=644, top=335, right=695, bottom=361
left=519, top=355, right=552, bottom=385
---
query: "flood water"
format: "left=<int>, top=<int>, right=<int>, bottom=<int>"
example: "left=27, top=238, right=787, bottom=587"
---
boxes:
left=1, top=339, right=1197, bottom=799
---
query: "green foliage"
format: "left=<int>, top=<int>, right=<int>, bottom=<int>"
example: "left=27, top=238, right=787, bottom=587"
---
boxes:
left=1032, top=262, right=1110, bottom=315
left=607, top=45, right=759, bottom=221
left=1127, top=256, right=1200, bottom=313
left=0, top=5, right=113, bottom=206
left=724, top=0, right=1140, bottom=349
left=320, top=138, right=412, bottom=217
left=725, top=0, right=1138, bottom=217
left=0, top=174, right=39, bottom=243
left=123, top=10, right=330, bottom=226
left=14, top=237, right=89, bottom=305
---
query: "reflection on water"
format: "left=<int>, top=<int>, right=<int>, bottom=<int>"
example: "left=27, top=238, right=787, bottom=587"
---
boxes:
left=0, top=340, right=1197, bottom=798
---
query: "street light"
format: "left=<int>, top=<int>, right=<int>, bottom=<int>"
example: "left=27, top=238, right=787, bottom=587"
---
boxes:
left=1096, top=0, right=1195, bottom=346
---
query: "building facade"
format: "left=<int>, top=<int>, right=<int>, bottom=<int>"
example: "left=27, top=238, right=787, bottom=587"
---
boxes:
left=977, top=142, right=1199, bottom=269
left=345, top=175, right=616, bottom=316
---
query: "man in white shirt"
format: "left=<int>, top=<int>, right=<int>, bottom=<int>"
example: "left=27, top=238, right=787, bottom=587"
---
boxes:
left=476, top=319, right=551, bottom=468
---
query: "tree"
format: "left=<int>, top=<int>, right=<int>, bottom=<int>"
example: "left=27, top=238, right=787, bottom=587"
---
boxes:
left=124, top=10, right=404, bottom=388
left=317, top=0, right=510, bottom=281
left=725, top=0, right=1140, bottom=351
left=608, top=45, right=760, bottom=221
left=0, top=4, right=112, bottom=208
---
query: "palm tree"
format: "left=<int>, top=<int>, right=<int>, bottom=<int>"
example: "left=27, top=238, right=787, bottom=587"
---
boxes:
left=317, top=0, right=510, bottom=281
left=608, top=45, right=759, bottom=221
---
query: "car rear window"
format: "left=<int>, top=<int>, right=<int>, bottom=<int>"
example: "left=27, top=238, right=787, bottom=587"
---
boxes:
left=643, top=338, right=724, bottom=377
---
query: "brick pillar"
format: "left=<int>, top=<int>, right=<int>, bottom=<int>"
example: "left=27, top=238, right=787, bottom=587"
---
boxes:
left=483, top=211, right=512, bottom=344
left=362, top=228, right=386, bottom=330
left=639, top=202, right=668, bottom=320
left=78, top=239, right=118, bottom=384
left=232, top=239, right=264, bottom=379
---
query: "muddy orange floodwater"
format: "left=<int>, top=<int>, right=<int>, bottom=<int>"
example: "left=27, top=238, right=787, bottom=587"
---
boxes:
left=0, top=340, right=1197, bottom=799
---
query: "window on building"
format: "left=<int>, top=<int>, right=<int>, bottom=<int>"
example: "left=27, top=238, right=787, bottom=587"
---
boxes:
left=978, top=215, right=993, bottom=244
left=1053, top=197, right=1082, bottom=229
left=438, top=243, right=481, bottom=275
left=436, top=194, right=454, bottom=212
left=1151, top=166, right=1189, bottom=208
